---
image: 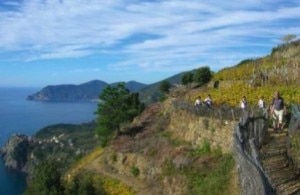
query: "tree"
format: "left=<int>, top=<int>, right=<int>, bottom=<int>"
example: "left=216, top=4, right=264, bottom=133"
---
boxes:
left=25, top=160, right=64, bottom=195
left=181, top=72, right=194, bottom=86
left=65, top=174, right=100, bottom=195
left=95, top=83, right=144, bottom=145
left=159, top=80, right=171, bottom=93
left=193, top=66, right=212, bottom=86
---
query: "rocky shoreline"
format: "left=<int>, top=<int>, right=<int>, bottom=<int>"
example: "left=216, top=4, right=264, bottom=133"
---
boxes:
left=1, top=122, right=99, bottom=175
left=1, top=134, right=32, bottom=172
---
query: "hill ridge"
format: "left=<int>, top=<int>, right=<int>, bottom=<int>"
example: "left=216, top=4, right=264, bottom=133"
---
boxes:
left=27, top=80, right=147, bottom=102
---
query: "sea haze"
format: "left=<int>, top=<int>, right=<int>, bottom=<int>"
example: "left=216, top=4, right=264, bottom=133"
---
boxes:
left=0, top=87, right=98, bottom=195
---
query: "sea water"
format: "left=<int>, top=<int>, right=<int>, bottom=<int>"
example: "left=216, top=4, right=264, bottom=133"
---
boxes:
left=0, top=87, right=98, bottom=194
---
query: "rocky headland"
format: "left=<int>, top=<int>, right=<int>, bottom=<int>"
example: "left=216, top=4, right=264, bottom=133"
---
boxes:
left=1, top=122, right=99, bottom=174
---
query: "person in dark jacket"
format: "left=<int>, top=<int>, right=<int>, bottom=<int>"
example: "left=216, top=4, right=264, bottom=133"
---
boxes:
left=271, top=91, right=285, bottom=131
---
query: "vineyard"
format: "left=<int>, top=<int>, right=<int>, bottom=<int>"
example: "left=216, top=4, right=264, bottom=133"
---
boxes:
left=190, top=40, right=300, bottom=107
left=203, top=83, right=300, bottom=107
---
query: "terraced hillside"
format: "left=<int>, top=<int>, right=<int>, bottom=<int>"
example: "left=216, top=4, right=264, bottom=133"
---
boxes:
left=189, top=40, right=300, bottom=106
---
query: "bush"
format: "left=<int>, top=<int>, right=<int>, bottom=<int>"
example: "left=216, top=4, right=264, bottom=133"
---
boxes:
left=130, top=166, right=140, bottom=177
left=190, top=140, right=211, bottom=156
left=25, top=160, right=64, bottom=195
left=182, top=72, right=194, bottom=86
left=193, top=67, right=212, bottom=86
left=159, top=80, right=172, bottom=93
left=185, top=154, right=234, bottom=195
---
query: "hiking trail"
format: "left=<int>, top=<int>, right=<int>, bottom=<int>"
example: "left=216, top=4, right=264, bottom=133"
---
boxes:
left=260, top=128, right=300, bottom=195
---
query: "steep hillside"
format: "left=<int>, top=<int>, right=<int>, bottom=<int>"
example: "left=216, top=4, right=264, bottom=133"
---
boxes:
left=65, top=98, right=240, bottom=195
left=190, top=40, right=300, bottom=106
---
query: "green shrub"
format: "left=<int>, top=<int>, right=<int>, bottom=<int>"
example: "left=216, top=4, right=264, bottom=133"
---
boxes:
left=111, top=153, right=117, bottom=162
left=190, top=140, right=211, bottom=156
left=185, top=154, right=234, bottom=195
left=130, top=166, right=140, bottom=177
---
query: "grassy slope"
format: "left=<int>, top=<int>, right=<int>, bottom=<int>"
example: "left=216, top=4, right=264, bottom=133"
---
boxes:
left=191, top=40, right=300, bottom=106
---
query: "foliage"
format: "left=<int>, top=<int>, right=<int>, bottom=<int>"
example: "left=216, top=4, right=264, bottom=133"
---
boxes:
left=159, top=80, right=172, bottom=93
left=96, top=83, right=144, bottom=145
left=185, top=154, right=234, bottom=195
left=189, top=139, right=212, bottom=157
left=198, top=83, right=300, bottom=107
left=159, top=93, right=167, bottom=102
left=101, top=176, right=135, bottom=195
left=130, top=166, right=140, bottom=177
left=62, top=140, right=134, bottom=194
left=193, top=66, right=212, bottom=86
left=65, top=171, right=134, bottom=195
left=181, top=72, right=194, bottom=86
left=214, top=51, right=299, bottom=87
left=25, top=160, right=64, bottom=195
left=28, top=122, right=99, bottom=174
left=65, top=174, right=99, bottom=195
left=161, top=141, right=234, bottom=195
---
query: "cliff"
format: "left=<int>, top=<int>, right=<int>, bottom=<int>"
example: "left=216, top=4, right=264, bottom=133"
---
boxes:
left=1, top=122, right=99, bottom=174
left=1, top=134, right=31, bottom=171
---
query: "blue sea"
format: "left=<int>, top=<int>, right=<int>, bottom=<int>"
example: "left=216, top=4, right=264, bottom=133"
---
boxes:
left=0, top=87, right=98, bottom=195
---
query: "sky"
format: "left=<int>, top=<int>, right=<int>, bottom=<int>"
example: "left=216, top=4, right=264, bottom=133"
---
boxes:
left=0, top=0, right=299, bottom=87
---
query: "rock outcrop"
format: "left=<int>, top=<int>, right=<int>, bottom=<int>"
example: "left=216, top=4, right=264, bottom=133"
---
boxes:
left=1, top=134, right=31, bottom=171
left=1, top=122, right=99, bottom=174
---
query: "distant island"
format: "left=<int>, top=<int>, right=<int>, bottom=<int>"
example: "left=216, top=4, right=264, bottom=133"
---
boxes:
left=27, top=80, right=147, bottom=102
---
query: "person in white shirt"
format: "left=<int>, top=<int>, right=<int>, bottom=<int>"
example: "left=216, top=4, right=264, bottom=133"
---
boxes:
left=240, top=96, right=247, bottom=109
left=195, top=96, right=202, bottom=108
left=258, top=96, right=265, bottom=109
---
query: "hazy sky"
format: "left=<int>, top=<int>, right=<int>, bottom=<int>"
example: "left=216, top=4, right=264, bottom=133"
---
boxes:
left=0, top=0, right=299, bottom=87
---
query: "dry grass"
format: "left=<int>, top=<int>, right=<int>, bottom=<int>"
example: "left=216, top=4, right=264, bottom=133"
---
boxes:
left=63, top=147, right=103, bottom=182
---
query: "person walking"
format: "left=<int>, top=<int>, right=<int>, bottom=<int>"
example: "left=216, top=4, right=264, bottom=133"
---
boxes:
left=258, top=96, right=266, bottom=109
left=204, top=94, right=213, bottom=107
left=240, top=96, right=247, bottom=109
left=194, top=96, right=202, bottom=112
left=271, top=91, right=285, bottom=131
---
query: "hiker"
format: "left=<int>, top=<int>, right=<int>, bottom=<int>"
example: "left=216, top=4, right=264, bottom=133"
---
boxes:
left=204, top=94, right=213, bottom=107
left=271, top=91, right=285, bottom=131
left=240, top=96, right=247, bottom=109
left=194, top=96, right=202, bottom=111
left=258, top=96, right=266, bottom=109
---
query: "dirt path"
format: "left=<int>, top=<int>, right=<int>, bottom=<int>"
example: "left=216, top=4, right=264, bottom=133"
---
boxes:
left=260, top=129, right=300, bottom=195
left=85, top=157, right=159, bottom=195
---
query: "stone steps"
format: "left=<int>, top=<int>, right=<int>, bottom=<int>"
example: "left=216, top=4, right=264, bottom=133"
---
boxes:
left=260, top=129, right=300, bottom=195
